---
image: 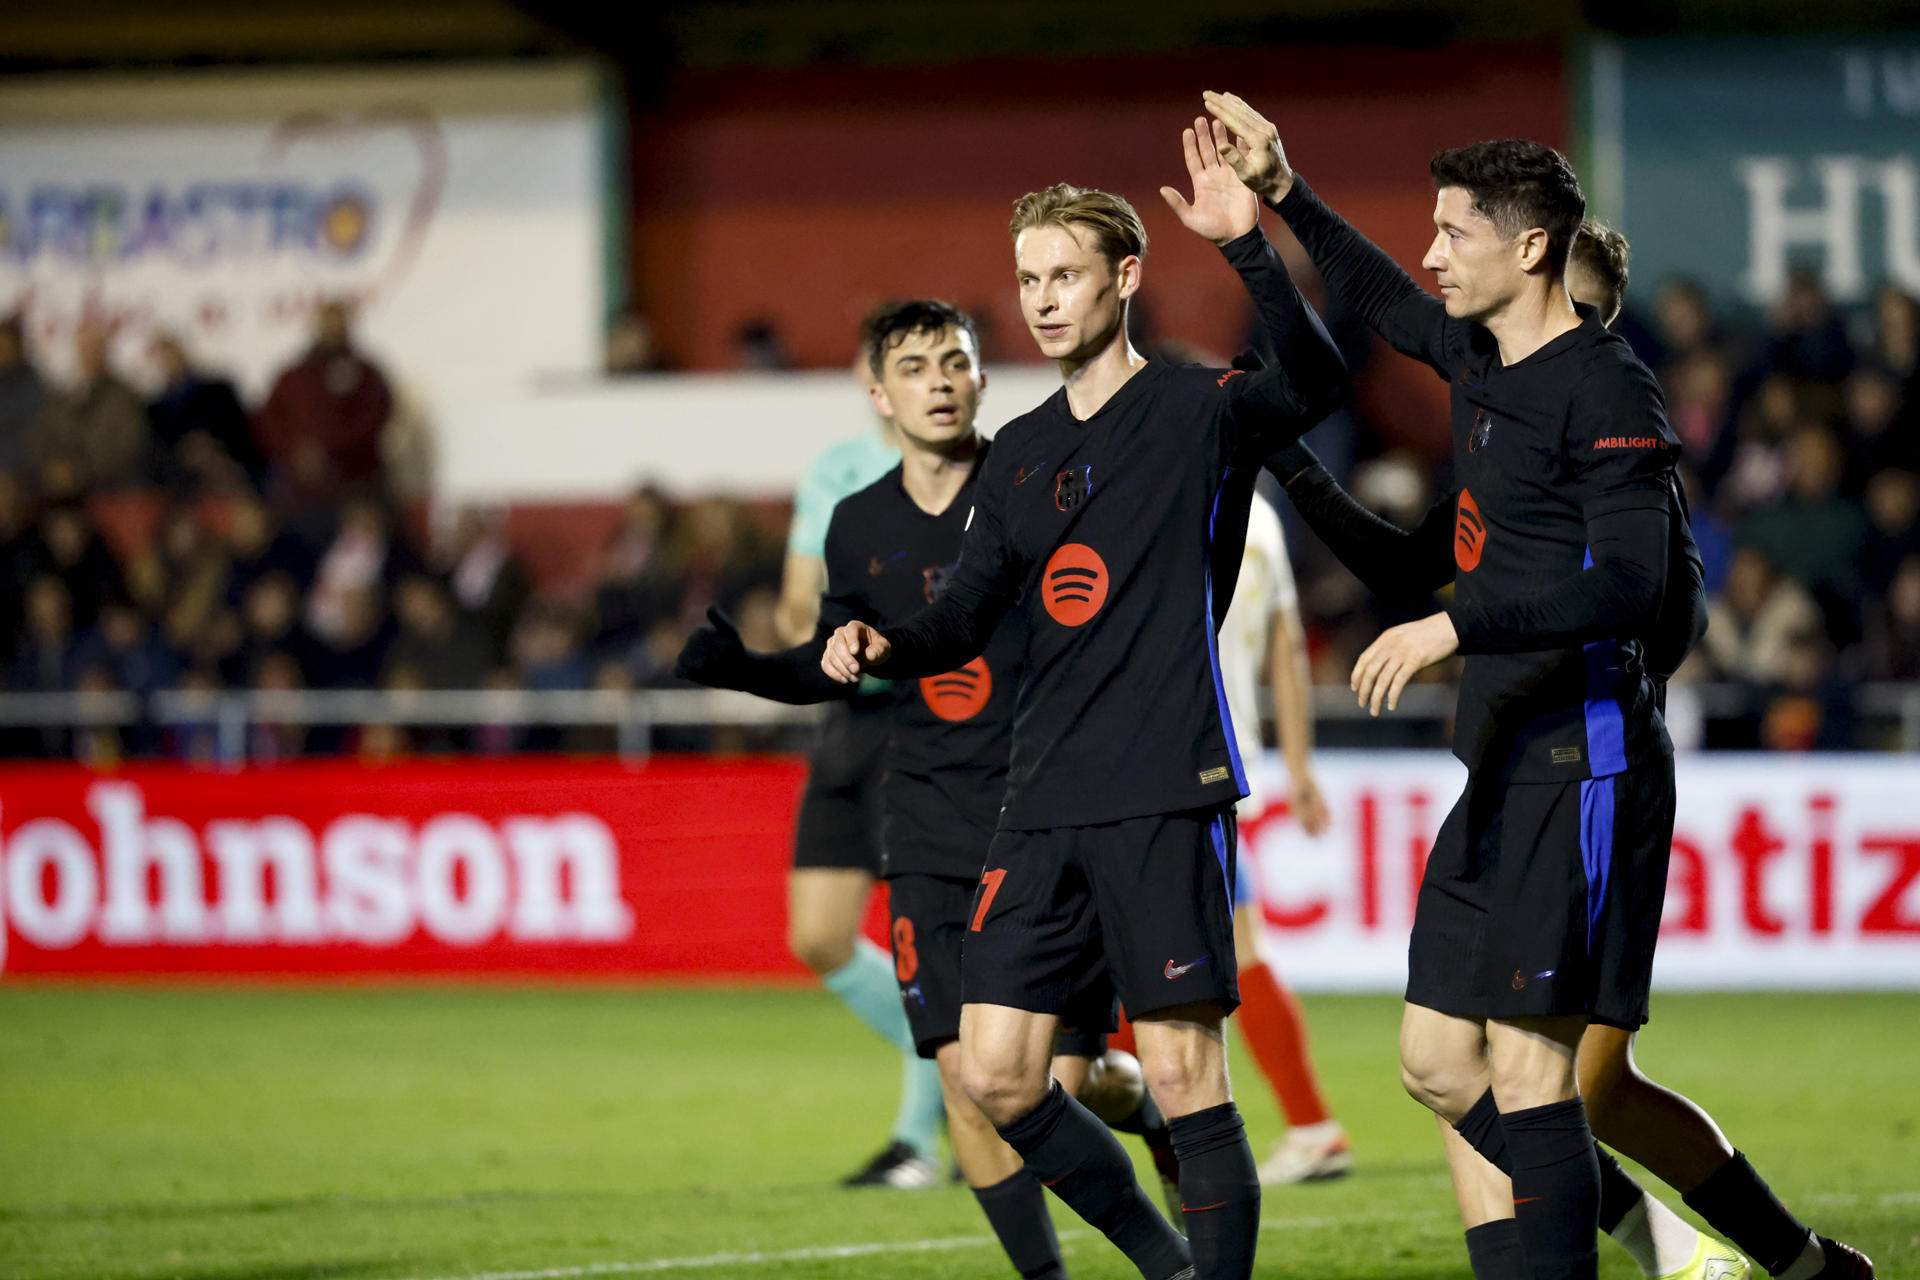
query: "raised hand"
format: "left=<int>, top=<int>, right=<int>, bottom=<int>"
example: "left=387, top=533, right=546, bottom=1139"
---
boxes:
left=674, top=606, right=751, bottom=688
left=1160, top=116, right=1260, bottom=245
left=1201, top=90, right=1295, bottom=203
left=823, top=619, right=893, bottom=683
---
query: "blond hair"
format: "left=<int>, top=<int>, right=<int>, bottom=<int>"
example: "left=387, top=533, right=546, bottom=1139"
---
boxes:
left=1570, top=218, right=1630, bottom=326
left=1009, top=183, right=1148, bottom=265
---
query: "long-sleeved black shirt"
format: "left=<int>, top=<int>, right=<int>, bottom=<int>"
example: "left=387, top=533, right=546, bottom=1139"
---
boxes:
left=1272, top=177, right=1687, bottom=783
left=872, top=228, right=1344, bottom=830
left=716, top=449, right=1022, bottom=879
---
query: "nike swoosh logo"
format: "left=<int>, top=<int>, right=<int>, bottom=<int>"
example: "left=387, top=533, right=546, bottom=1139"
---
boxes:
left=1163, top=957, right=1207, bottom=980
left=1514, top=1196, right=1544, bottom=1206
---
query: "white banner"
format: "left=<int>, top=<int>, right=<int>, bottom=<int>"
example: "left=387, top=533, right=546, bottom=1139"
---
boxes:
left=1242, top=751, right=1920, bottom=991
left=0, top=65, right=604, bottom=415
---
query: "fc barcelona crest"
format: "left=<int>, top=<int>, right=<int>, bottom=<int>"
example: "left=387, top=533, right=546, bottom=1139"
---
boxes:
left=1468, top=409, right=1494, bottom=454
left=1054, top=465, right=1094, bottom=512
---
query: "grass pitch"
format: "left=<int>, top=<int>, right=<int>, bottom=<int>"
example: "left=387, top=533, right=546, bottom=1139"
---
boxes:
left=0, top=985, right=1913, bottom=1279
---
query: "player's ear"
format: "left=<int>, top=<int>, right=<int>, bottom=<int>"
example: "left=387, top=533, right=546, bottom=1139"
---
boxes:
left=866, top=380, right=894, bottom=420
left=1115, top=254, right=1143, bottom=300
left=1516, top=226, right=1551, bottom=275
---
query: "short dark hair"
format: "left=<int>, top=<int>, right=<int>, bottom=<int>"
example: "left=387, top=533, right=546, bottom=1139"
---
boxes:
left=861, top=299, right=979, bottom=380
left=1569, top=219, right=1630, bottom=325
left=1429, top=139, right=1586, bottom=275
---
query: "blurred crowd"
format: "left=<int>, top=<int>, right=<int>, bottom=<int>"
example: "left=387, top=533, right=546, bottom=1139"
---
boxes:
left=0, top=304, right=784, bottom=764
left=4, top=272, right=1918, bottom=762
left=1294, top=272, right=1920, bottom=752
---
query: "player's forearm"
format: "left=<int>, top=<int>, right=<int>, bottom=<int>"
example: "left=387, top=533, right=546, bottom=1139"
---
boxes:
left=729, top=644, right=858, bottom=705
left=1270, top=454, right=1455, bottom=601
left=1269, top=178, right=1439, bottom=357
left=1445, top=508, right=1668, bottom=655
left=875, top=588, right=1004, bottom=681
left=1270, top=612, right=1317, bottom=779
left=1218, top=228, right=1347, bottom=415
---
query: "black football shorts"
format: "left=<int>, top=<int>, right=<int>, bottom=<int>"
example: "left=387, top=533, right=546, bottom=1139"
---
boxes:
left=961, top=806, right=1240, bottom=1021
left=1406, top=745, right=1676, bottom=1029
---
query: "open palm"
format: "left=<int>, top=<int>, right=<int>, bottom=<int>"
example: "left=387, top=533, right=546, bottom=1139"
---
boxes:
left=1161, top=116, right=1259, bottom=245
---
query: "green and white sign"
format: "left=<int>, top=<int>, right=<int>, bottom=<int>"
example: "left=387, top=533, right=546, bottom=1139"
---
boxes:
left=1584, top=37, right=1920, bottom=311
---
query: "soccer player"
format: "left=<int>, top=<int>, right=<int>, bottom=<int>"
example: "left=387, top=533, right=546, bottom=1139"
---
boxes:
left=820, top=120, right=1344, bottom=1280
left=679, top=298, right=1170, bottom=1280
left=1217, top=487, right=1351, bottom=1184
left=1200, top=89, right=1874, bottom=1280
left=772, top=339, right=943, bottom=1189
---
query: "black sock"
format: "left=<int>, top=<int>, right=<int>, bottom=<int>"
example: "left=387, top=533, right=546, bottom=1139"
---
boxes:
left=1681, top=1151, right=1813, bottom=1275
left=1463, top=1219, right=1529, bottom=1280
left=1501, top=1099, right=1600, bottom=1280
left=972, top=1169, right=1067, bottom=1280
left=1168, top=1102, right=1261, bottom=1280
left=998, top=1082, right=1191, bottom=1279
left=1593, top=1146, right=1645, bottom=1236
left=1454, top=1087, right=1514, bottom=1174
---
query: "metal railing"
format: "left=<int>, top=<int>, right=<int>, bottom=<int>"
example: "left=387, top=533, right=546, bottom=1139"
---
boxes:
left=0, top=682, right=1916, bottom=763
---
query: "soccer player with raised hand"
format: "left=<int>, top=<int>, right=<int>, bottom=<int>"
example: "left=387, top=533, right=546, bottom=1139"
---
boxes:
left=821, top=117, right=1344, bottom=1280
left=1201, top=89, right=1874, bottom=1280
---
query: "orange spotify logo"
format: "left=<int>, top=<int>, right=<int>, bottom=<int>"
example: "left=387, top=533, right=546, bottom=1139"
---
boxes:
left=1043, top=543, right=1109, bottom=627
left=1454, top=489, right=1486, bottom=572
left=921, top=657, right=993, bottom=721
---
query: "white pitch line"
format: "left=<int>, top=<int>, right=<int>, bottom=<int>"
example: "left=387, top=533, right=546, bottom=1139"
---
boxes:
left=399, top=1209, right=1426, bottom=1280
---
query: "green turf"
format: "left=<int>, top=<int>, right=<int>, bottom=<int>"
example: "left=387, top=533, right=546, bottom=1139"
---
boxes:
left=0, top=986, right=1912, bottom=1279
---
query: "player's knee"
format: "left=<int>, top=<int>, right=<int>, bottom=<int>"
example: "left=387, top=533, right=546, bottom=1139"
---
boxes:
left=960, top=1058, right=1047, bottom=1129
left=1400, top=1048, right=1478, bottom=1119
left=787, top=921, right=854, bottom=976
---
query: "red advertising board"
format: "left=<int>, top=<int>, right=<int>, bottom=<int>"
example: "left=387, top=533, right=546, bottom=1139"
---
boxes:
left=0, top=758, right=830, bottom=980
left=2, top=753, right=1916, bottom=986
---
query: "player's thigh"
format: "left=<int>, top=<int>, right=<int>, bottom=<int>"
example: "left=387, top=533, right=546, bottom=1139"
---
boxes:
left=1085, top=806, right=1239, bottom=1020
left=1575, top=1021, right=1636, bottom=1110
left=1399, top=1000, right=1491, bottom=1119
left=959, top=1001, right=1062, bottom=1119
left=786, top=866, right=874, bottom=970
left=1132, top=1001, right=1230, bottom=1118
left=1486, top=1014, right=1585, bottom=1111
left=961, top=827, right=1102, bottom=1019
left=1405, top=787, right=1495, bottom=1021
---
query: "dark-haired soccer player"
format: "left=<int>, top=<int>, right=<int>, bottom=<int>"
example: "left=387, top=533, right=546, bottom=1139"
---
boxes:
left=820, top=121, right=1344, bottom=1280
left=1201, top=89, right=1874, bottom=1280
left=679, top=299, right=1167, bottom=1280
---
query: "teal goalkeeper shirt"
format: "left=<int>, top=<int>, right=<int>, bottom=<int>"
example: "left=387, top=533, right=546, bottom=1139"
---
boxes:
left=787, top=430, right=900, bottom=560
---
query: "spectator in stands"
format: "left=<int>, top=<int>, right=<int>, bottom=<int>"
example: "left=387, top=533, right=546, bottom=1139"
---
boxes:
left=1664, top=348, right=1735, bottom=460
left=1701, top=547, right=1824, bottom=686
left=1842, top=365, right=1915, bottom=481
left=12, top=576, right=78, bottom=695
left=1865, top=555, right=1920, bottom=682
left=1759, top=267, right=1855, bottom=385
left=0, top=316, right=45, bottom=477
left=248, top=650, right=310, bottom=762
left=307, top=585, right=392, bottom=690
left=223, top=492, right=314, bottom=605
left=230, top=572, right=323, bottom=689
left=32, top=320, right=149, bottom=489
left=1863, top=469, right=1920, bottom=594
left=593, top=483, right=681, bottom=658
left=139, top=509, right=234, bottom=663
left=305, top=496, right=417, bottom=644
left=1738, top=425, right=1870, bottom=615
left=0, top=470, right=35, bottom=657
left=24, top=502, right=126, bottom=634
left=731, top=318, right=790, bottom=371
left=147, top=332, right=258, bottom=492
left=72, top=599, right=178, bottom=700
left=512, top=602, right=590, bottom=692
left=254, top=298, right=394, bottom=508
left=669, top=496, right=778, bottom=629
left=440, top=504, right=532, bottom=664
left=1870, top=284, right=1918, bottom=383
left=387, top=573, right=492, bottom=690
left=160, top=666, right=225, bottom=765
left=605, top=308, right=670, bottom=375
